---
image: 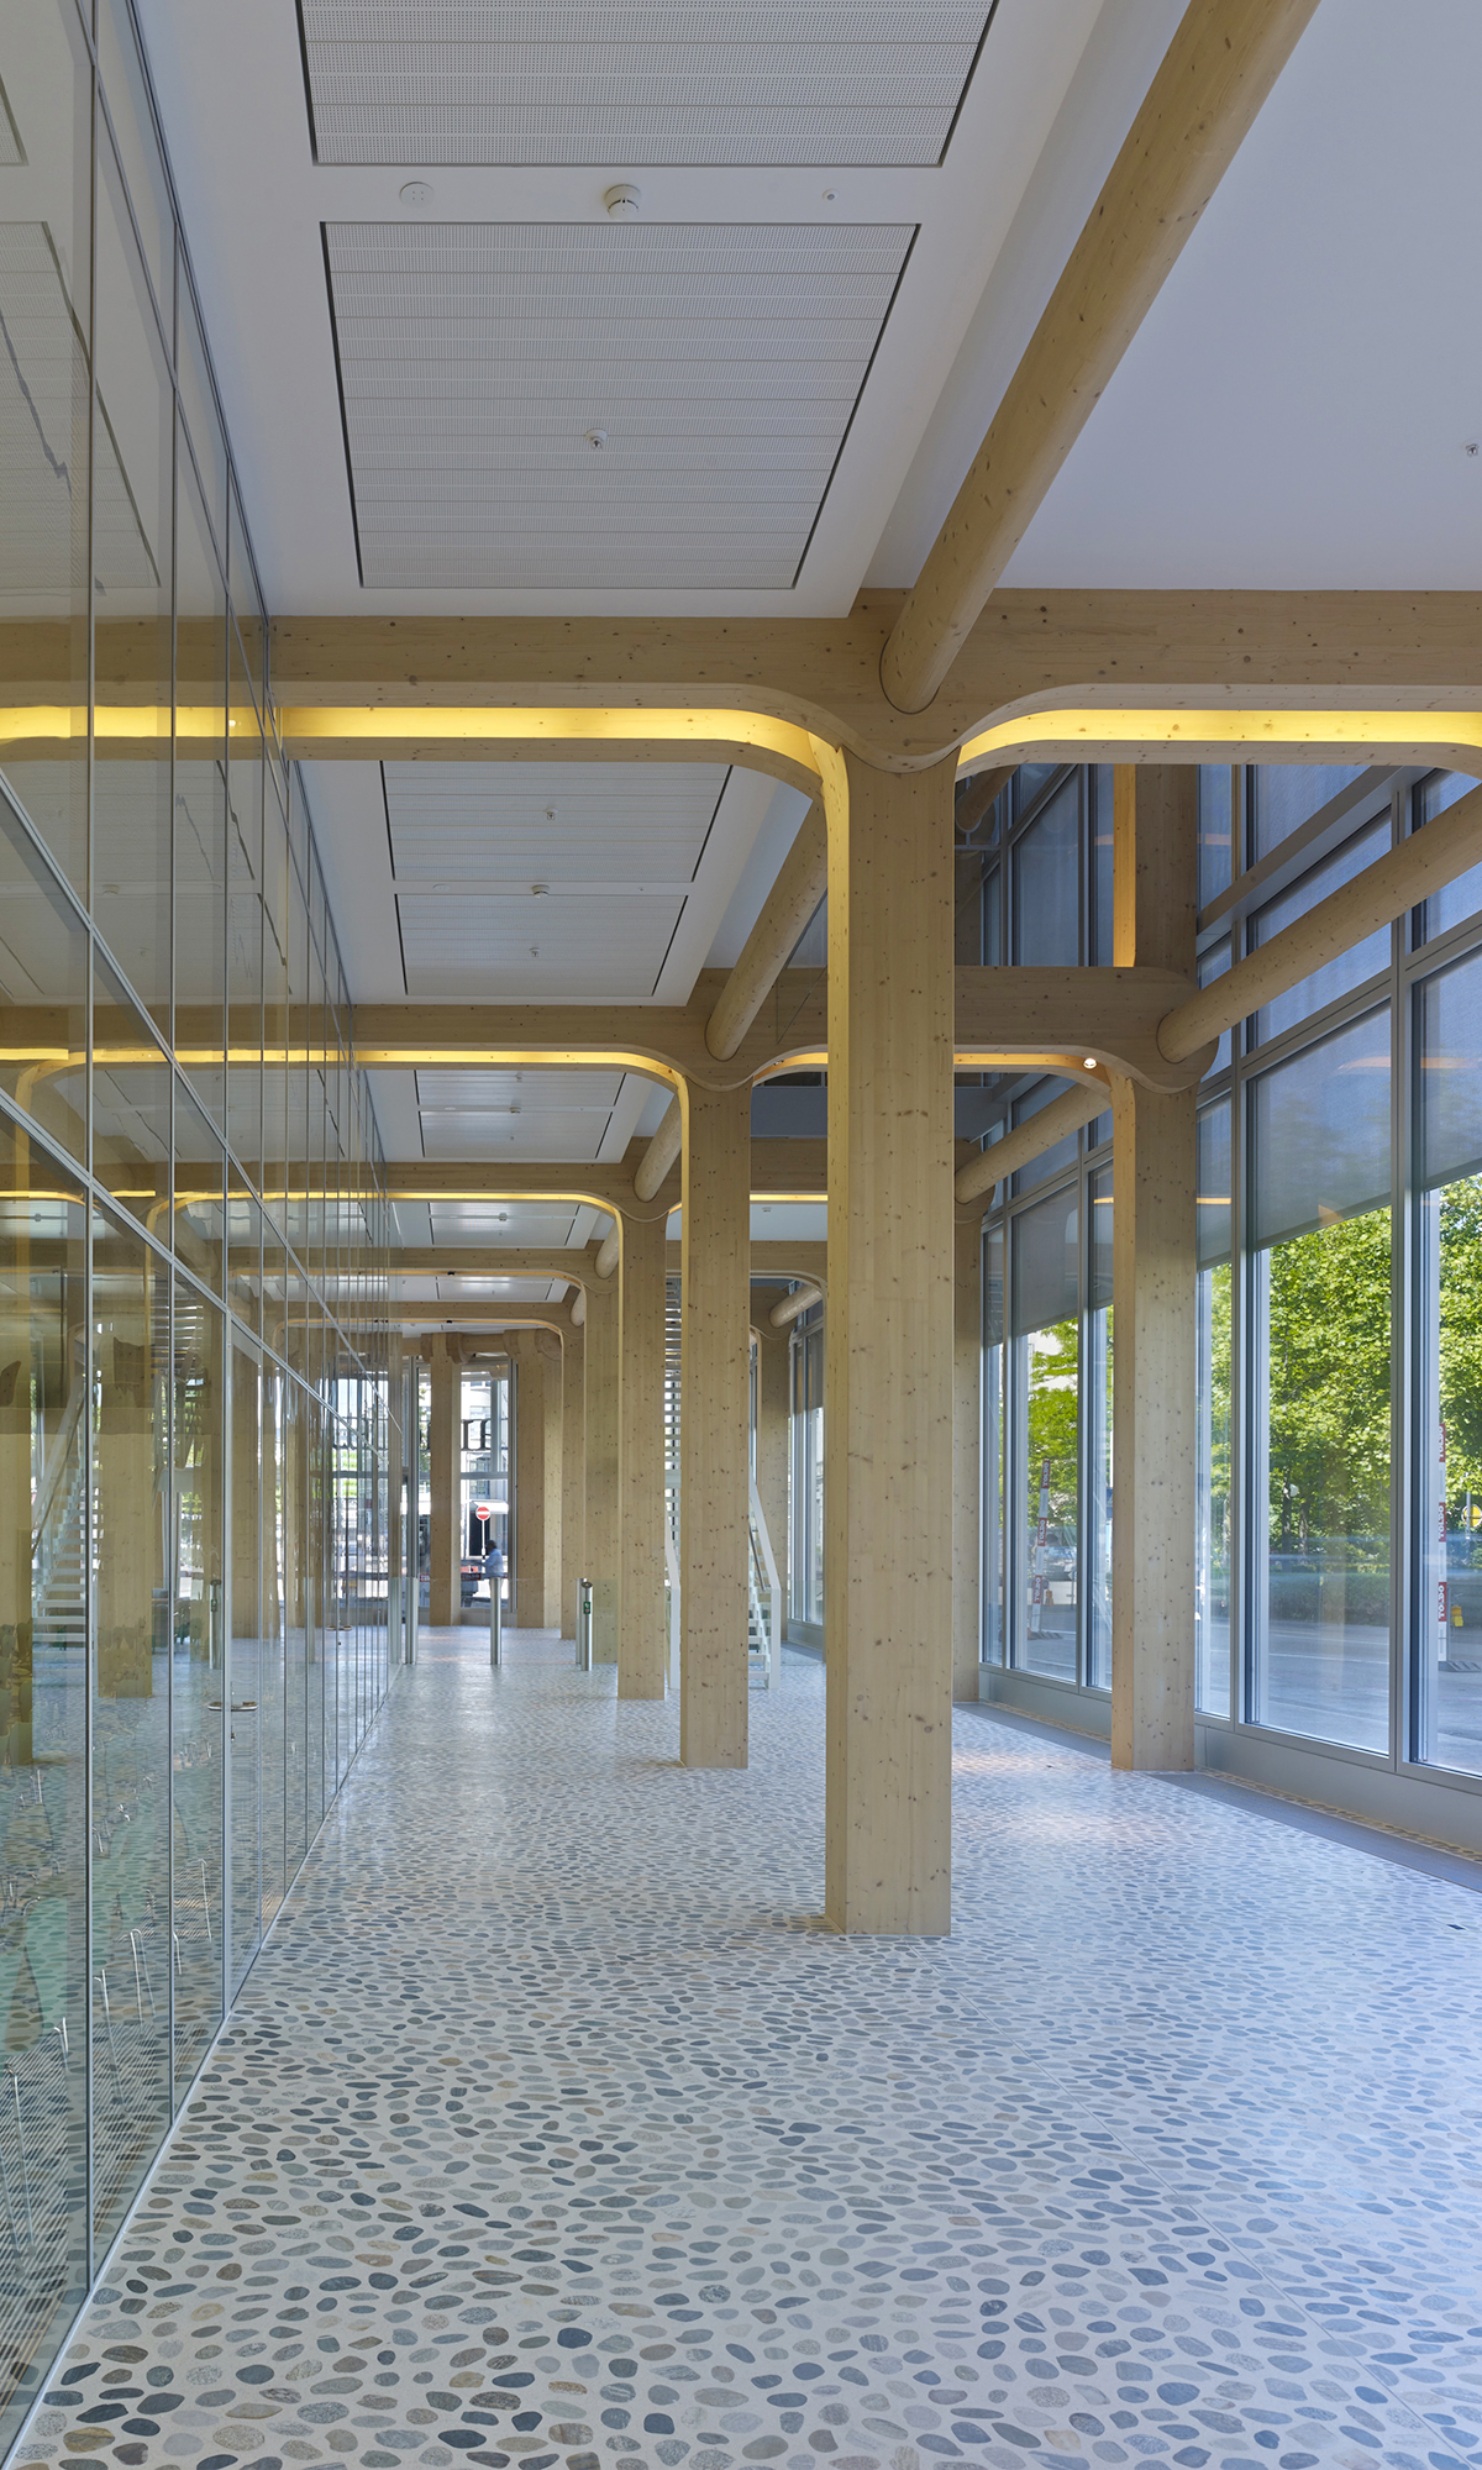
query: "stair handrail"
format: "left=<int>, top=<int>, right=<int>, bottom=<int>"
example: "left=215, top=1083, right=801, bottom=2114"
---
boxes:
left=749, top=1478, right=781, bottom=1686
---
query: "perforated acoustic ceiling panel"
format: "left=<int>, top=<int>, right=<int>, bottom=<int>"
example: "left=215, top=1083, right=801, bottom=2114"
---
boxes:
left=323, top=221, right=915, bottom=589
left=383, top=762, right=728, bottom=882
left=299, top=3, right=995, bottom=169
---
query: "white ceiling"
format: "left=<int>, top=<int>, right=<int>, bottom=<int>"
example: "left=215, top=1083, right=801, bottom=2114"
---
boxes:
left=123, top=0, right=1482, bottom=1276
left=297, top=3, right=995, bottom=170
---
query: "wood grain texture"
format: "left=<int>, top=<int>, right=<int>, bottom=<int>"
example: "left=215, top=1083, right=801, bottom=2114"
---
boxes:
left=679, top=1081, right=753, bottom=1769
left=618, top=1211, right=668, bottom=1700
left=824, top=750, right=956, bottom=1935
left=584, top=1278, right=620, bottom=1667
left=881, top=0, right=1323, bottom=711
left=1111, top=770, right=1200, bottom=1772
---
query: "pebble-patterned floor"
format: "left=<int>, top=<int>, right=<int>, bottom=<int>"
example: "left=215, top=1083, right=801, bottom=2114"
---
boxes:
left=18, top=1628, right=1482, bottom=2470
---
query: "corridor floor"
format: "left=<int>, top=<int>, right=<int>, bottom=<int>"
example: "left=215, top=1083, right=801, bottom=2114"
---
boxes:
left=22, top=1632, right=1482, bottom=2470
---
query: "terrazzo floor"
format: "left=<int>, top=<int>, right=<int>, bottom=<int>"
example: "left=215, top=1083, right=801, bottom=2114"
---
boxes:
left=20, top=1628, right=1482, bottom=2470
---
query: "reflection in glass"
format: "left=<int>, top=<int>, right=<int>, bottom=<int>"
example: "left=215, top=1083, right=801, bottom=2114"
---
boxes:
left=1086, top=1167, right=1112, bottom=1691
left=1252, top=818, right=1390, bottom=1045
left=90, top=1208, right=170, bottom=2248
left=228, top=1332, right=262, bottom=1991
left=1011, top=1182, right=1080, bottom=1679
left=1250, top=1010, right=1391, bottom=1753
left=1251, top=763, right=1366, bottom=861
left=982, top=1226, right=1004, bottom=1663
left=0, top=1119, right=87, bottom=2443
left=171, top=1281, right=223, bottom=2096
left=0, top=0, right=93, bottom=895
left=1012, top=775, right=1079, bottom=964
left=1417, top=771, right=1482, bottom=945
left=1416, top=950, right=1482, bottom=1776
left=0, top=793, right=88, bottom=1166
left=1196, top=1103, right=1232, bottom=1716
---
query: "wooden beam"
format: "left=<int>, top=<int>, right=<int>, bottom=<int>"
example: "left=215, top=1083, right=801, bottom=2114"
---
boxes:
left=352, top=971, right=827, bottom=1089
left=1159, top=778, right=1482, bottom=1062
left=706, top=804, right=827, bottom=1061
left=634, top=1097, right=682, bottom=1201
left=268, top=590, right=1482, bottom=774
left=955, top=1082, right=1107, bottom=1206
left=769, top=1283, right=822, bottom=1330
left=880, top=0, right=1323, bottom=713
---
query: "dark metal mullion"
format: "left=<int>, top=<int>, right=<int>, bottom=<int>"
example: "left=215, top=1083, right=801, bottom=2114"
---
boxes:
left=1388, top=788, right=1411, bottom=1775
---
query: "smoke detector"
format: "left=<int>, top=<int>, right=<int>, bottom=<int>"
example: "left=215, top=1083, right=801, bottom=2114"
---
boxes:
left=399, top=180, right=434, bottom=208
left=603, top=183, right=641, bottom=220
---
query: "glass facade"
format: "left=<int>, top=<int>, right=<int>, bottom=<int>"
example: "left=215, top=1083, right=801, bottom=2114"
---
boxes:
left=970, top=758, right=1482, bottom=1823
left=788, top=1311, right=824, bottom=1637
left=0, top=1, right=396, bottom=2439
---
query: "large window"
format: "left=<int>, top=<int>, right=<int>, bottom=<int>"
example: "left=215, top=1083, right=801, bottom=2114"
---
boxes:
left=980, top=760, right=1482, bottom=1836
left=0, top=3, right=397, bottom=2440
left=1248, top=1010, right=1392, bottom=1754
left=789, top=1313, right=824, bottom=1634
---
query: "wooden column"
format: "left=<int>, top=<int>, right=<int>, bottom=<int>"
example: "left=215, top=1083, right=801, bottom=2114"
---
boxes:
left=512, top=1334, right=549, bottom=1627
left=619, top=1210, right=668, bottom=1699
left=953, top=1209, right=982, bottom=1700
left=584, top=1278, right=620, bottom=1663
left=428, top=1336, right=460, bottom=1627
left=680, top=1078, right=752, bottom=1766
left=824, top=748, right=956, bottom=1934
left=559, top=1323, right=585, bottom=1641
left=539, top=1332, right=563, bottom=1623
left=1111, top=766, right=1199, bottom=1770
left=754, top=1324, right=790, bottom=1629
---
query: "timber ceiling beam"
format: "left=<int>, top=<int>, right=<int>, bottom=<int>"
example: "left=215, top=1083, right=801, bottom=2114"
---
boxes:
left=263, top=591, right=1482, bottom=776
left=880, top=0, right=1323, bottom=713
left=382, top=1138, right=828, bottom=1216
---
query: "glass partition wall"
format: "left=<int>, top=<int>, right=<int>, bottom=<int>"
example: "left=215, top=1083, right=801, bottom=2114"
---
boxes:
left=972, top=757, right=1482, bottom=1846
left=0, top=1, right=395, bottom=2440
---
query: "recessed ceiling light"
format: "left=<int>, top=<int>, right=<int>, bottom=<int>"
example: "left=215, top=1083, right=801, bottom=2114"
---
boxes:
left=1083, top=1057, right=1097, bottom=1069
left=399, top=180, right=434, bottom=208
left=603, top=183, right=641, bottom=220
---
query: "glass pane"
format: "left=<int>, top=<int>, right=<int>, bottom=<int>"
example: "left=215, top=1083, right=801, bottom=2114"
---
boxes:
left=982, top=1225, right=1003, bottom=1665
left=0, top=1117, right=87, bottom=2445
left=1197, top=935, right=1232, bottom=1079
left=92, top=950, right=170, bottom=1232
left=0, top=789, right=88, bottom=1166
left=93, top=139, right=172, bottom=1024
left=1011, top=1182, right=1079, bottom=1679
left=226, top=624, right=264, bottom=1174
left=261, top=1362, right=287, bottom=1929
left=90, top=1206, right=170, bottom=2248
left=228, top=1331, right=262, bottom=1991
left=1012, top=1078, right=1081, bottom=1197
left=175, top=437, right=229, bottom=1135
left=1252, top=817, right=1390, bottom=1046
left=1196, top=1100, right=1232, bottom=1717
left=0, top=0, right=92, bottom=895
left=1251, top=763, right=1366, bottom=861
left=1250, top=1014, right=1392, bottom=1754
left=1086, top=1166, right=1112, bottom=1690
left=174, top=1072, right=224, bottom=1295
left=1012, top=775, right=1079, bottom=964
left=1417, top=771, right=1482, bottom=945
left=1090, top=767, right=1114, bottom=964
left=175, top=268, right=228, bottom=558
left=283, top=1375, right=309, bottom=1877
left=96, top=0, right=174, bottom=333
left=171, top=1278, right=223, bottom=2096
left=1417, top=950, right=1482, bottom=1775
left=1198, top=767, right=1234, bottom=908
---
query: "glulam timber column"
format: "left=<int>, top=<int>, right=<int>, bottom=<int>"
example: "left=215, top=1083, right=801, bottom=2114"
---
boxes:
left=585, top=1276, right=620, bottom=1663
left=538, top=1331, right=564, bottom=1623
left=753, top=1322, right=790, bottom=1630
left=512, top=1334, right=549, bottom=1628
left=953, top=1209, right=982, bottom=1700
left=824, top=747, right=956, bottom=1935
left=1110, top=766, right=1200, bottom=1771
left=619, top=1210, right=668, bottom=1699
left=428, top=1335, right=460, bottom=1628
left=680, top=1079, right=752, bottom=1766
left=559, top=1319, right=585, bottom=1642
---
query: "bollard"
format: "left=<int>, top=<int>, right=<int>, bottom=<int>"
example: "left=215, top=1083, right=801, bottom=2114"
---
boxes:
left=577, top=1578, right=593, bottom=1671
left=489, top=1578, right=503, bottom=1669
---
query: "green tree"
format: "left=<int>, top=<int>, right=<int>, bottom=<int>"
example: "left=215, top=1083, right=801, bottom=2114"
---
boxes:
left=1266, top=1208, right=1391, bottom=1553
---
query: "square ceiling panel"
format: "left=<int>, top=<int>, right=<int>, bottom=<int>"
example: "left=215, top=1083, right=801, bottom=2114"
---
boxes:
left=418, top=1108, right=614, bottom=1160
left=323, top=220, right=915, bottom=588
left=300, top=4, right=996, bottom=170
left=414, top=1069, right=626, bottom=1110
left=397, top=889, right=684, bottom=997
left=384, top=763, right=727, bottom=883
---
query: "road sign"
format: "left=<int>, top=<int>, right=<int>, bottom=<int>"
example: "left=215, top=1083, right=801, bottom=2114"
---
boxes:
left=474, top=1500, right=494, bottom=1522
